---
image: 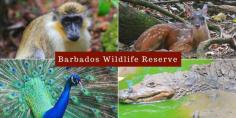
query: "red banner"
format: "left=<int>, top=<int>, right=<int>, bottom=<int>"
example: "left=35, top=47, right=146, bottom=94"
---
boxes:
left=55, top=52, right=181, bottom=67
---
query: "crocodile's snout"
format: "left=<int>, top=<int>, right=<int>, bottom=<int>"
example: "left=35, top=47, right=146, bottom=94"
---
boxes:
left=119, top=86, right=175, bottom=103
left=119, top=73, right=179, bottom=103
left=119, top=90, right=133, bottom=103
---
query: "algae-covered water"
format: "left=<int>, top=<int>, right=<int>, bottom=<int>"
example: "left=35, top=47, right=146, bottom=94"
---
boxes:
left=119, top=59, right=213, bottom=118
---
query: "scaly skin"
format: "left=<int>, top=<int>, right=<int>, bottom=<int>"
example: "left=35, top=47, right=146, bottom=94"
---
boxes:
left=119, top=60, right=236, bottom=103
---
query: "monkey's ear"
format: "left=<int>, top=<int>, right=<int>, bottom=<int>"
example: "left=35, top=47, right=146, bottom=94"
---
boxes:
left=52, top=8, right=60, bottom=21
left=82, top=8, right=92, bottom=28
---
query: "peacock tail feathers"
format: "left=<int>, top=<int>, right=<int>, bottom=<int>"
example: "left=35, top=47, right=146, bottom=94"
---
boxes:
left=0, top=60, right=117, bottom=118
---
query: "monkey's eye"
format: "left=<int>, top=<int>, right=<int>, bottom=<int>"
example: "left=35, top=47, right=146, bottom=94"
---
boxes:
left=62, top=17, right=71, bottom=22
left=61, top=17, right=72, bottom=25
left=63, top=21, right=71, bottom=26
left=73, top=16, right=83, bottom=24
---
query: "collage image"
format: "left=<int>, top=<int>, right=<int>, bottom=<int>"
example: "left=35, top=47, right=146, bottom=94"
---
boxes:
left=0, top=0, right=235, bottom=118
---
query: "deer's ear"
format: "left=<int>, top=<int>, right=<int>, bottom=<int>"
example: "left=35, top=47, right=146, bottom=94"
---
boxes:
left=184, top=3, right=193, bottom=18
left=202, top=4, right=208, bottom=16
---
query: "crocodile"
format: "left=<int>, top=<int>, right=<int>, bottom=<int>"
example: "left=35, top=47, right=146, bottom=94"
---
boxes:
left=119, top=60, right=236, bottom=103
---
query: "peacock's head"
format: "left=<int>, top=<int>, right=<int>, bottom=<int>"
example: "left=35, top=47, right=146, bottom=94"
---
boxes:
left=69, top=73, right=81, bottom=86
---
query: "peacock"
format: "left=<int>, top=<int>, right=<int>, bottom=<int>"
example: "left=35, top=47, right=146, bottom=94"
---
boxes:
left=0, top=59, right=117, bottom=118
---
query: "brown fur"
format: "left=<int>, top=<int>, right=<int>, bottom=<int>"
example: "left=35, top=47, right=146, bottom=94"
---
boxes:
left=134, top=5, right=210, bottom=52
left=134, top=23, right=209, bottom=52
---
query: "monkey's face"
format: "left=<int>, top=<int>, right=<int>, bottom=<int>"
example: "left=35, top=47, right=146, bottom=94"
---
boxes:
left=61, top=14, right=83, bottom=41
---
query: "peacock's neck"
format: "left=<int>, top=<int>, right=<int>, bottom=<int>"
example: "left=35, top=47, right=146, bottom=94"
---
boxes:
left=43, top=80, right=72, bottom=118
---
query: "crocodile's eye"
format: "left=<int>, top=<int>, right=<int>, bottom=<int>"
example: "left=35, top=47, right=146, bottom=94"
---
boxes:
left=146, top=82, right=156, bottom=88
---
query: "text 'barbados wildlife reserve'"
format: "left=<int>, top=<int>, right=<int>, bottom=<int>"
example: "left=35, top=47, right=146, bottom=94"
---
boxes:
left=55, top=52, right=181, bottom=67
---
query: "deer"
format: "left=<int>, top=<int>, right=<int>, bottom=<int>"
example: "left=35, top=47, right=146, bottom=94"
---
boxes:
left=134, top=4, right=210, bottom=52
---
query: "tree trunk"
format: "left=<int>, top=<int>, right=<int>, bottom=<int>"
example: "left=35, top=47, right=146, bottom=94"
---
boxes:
left=119, top=2, right=163, bottom=45
left=0, top=1, right=8, bottom=39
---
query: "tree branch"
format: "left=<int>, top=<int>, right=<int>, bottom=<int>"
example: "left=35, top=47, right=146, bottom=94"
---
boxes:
left=197, top=38, right=236, bottom=53
left=208, top=2, right=236, bottom=14
left=121, top=0, right=188, bottom=23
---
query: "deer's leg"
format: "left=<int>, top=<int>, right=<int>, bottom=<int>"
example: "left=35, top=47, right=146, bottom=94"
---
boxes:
left=169, top=42, right=193, bottom=52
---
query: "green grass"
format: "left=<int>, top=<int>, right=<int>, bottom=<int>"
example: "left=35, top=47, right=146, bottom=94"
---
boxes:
left=119, top=59, right=213, bottom=118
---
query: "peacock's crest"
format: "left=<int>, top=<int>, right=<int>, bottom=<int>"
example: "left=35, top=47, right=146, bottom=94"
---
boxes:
left=0, top=60, right=117, bottom=118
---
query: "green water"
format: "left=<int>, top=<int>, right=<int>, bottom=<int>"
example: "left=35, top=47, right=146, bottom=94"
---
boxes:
left=119, top=59, right=212, bottom=118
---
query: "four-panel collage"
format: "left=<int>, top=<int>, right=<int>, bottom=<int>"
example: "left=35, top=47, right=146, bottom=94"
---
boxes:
left=0, top=0, right=235, bottom=118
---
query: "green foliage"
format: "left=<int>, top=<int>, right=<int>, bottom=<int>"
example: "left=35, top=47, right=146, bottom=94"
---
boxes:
left=101, top=15, right=118, bottom=51
left=98, top=0, right=112, bottom=16
left=98, top=0, right=118, bottom=16
left=233, top=18, right=236, bottom=23
left=111, top=0, right=119, bottom=8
